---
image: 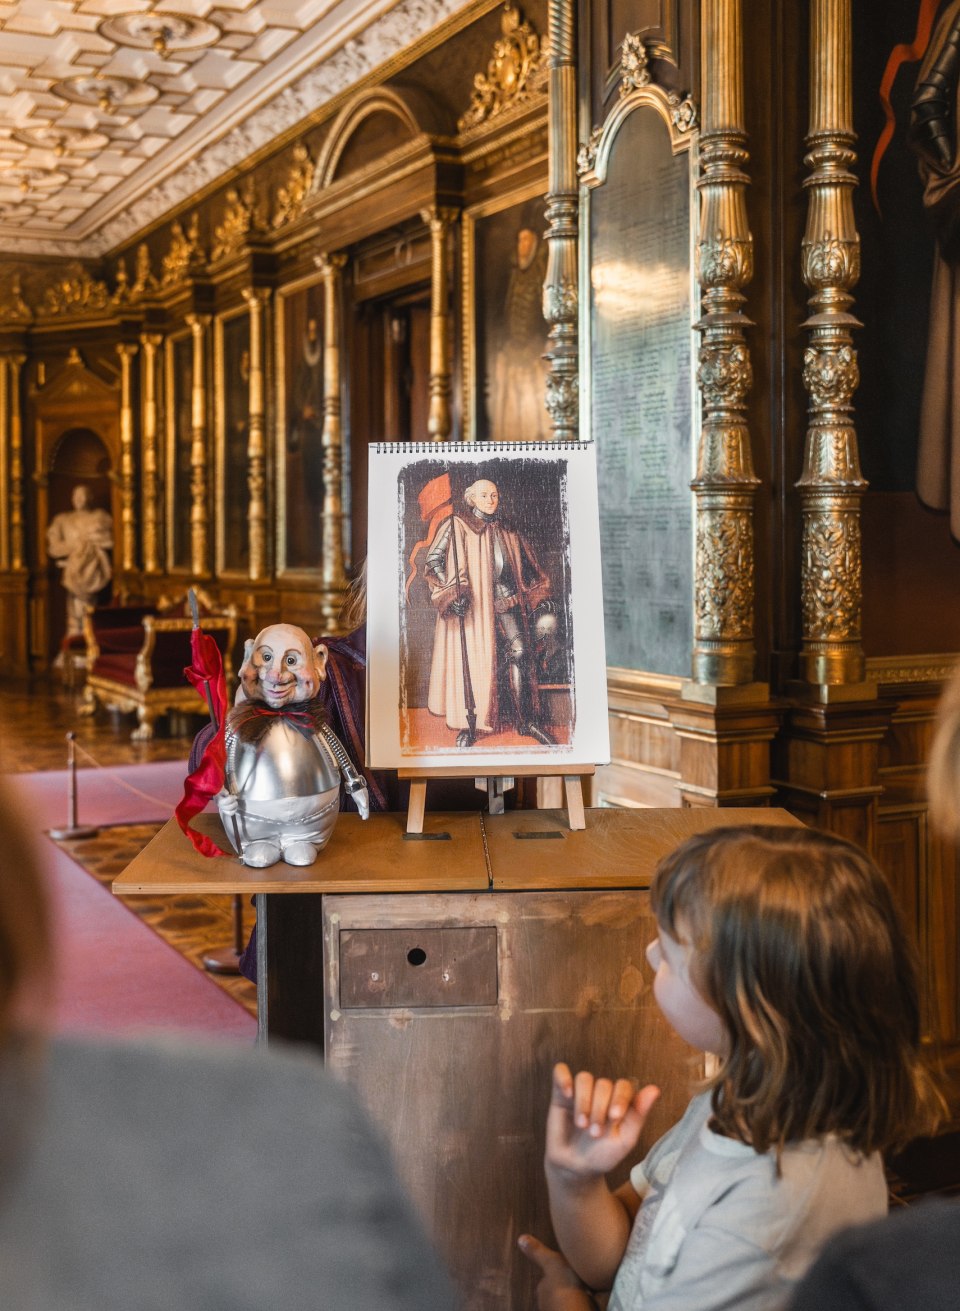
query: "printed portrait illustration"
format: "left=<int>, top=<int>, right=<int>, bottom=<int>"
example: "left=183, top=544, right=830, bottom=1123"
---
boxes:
left=398, top=457, right=574, bottom=756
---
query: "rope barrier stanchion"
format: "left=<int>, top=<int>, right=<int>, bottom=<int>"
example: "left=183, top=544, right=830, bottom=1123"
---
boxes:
left=49, top=732, right=101, bottom=841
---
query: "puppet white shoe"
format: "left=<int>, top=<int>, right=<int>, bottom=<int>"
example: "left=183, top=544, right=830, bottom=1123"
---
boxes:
left=243, top=839, right=282, bottom=867
left=283, top=840, right=319, bottom=866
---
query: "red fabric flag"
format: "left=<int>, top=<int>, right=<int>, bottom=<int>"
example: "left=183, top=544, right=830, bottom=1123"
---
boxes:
left=405, top=472, right=453, bottom=599
left=175, top=627, right=232, bottom=858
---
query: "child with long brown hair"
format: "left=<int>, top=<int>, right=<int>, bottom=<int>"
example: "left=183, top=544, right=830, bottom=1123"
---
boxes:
left=519, top=824, right=944, bottom=1311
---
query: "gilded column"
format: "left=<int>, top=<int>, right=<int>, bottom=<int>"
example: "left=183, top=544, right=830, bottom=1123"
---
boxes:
left=543, top=0, right=578, bottom=441
left=0, top=357, right=9, bottom=571
left=798, top=0, right=867, bottom=687
left=243, top=287, right=271, bottom=581
left=317, top=253, right=348, bottom=632
left=140, top=333, right=163, bottom=574
left=421, top=207, right=458, bottom=441
left=186, top=314, right=211, bottom=577
left=690, top=0, right=759, bottom=687
left=8, top=354, right=25, bottom=571
left=116, top=342, right=138, bottom=573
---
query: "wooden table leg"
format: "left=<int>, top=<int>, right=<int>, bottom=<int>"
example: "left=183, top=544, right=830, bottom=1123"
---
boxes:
left=255, top=893, right=326, bottom=1052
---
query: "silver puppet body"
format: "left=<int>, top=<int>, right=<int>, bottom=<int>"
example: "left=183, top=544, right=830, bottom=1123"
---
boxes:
left=216, top=623, right=369, bottom=868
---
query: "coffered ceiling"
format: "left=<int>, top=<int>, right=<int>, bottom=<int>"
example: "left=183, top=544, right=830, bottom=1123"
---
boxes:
left=0, top=0, right=467, bottom=257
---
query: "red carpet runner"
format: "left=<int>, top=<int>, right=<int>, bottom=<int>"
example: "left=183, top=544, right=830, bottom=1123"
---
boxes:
left=7, top=765, right=256, bottom=1042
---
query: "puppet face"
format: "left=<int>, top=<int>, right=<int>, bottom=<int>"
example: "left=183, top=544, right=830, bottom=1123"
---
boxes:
left=239, top=624, right=328, bottom=709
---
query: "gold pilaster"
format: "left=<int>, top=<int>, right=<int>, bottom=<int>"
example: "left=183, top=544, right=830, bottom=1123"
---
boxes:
left=543, top=0, right=578, bottom=440
left=317, top=253, right=348, bottom=632
left=0, top=357, right=9, bottom=572
left=140, top=333, right=163, bottom=574
left=798, top=0, right=868, bottom=689
left=690, top=0, right=759, bottom=687
left=421, top=207, right=458, bottom=441
left=186, top=314, right=211, bottom=577
left=116, top=343, right=138, bottom=573
left=243, top=287, right=271, bottom=581
left=8, top=354, right=25, bottom=571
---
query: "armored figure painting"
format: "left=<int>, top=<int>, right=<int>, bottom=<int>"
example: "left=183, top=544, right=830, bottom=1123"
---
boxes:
left=420, top=477, right=557, bottom=748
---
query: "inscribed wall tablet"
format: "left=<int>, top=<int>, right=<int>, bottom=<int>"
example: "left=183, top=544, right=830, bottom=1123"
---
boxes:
left=588, top=106, right=696, bottom=676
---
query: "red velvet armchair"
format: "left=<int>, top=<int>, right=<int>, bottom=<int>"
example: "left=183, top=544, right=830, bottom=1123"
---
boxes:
left=79, top=592, right=237, bottom=741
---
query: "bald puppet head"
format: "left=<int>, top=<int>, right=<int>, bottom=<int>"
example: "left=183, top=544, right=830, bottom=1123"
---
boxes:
left=238, top=623, right=328, bottom=709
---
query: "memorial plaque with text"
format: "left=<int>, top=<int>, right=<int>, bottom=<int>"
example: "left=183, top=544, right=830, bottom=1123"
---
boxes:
left=588, top=107, right=695, bottom=676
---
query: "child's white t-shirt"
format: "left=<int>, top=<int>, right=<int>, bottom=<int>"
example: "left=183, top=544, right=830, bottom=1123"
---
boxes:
left=607, top=1091, right=887, bottom=1311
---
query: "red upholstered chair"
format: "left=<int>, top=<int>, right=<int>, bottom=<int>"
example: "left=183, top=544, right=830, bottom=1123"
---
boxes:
left=80, top=591, right=237, bottom=741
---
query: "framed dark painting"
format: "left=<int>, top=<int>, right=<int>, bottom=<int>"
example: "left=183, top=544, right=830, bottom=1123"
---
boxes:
left=463, top=185, right=550, bottom=442
left=276, top=273, right=325, bottom=573
left=215, top=307, right=251, bottom=575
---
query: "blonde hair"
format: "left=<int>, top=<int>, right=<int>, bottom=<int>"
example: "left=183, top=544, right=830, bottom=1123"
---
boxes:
left=926, top=663, right=960, bottom=838
left=0, top=780, right=52, bottom=1044
left=339, top=559, right=367, bottom=634
left=651, top=825, right=944, bottom=1158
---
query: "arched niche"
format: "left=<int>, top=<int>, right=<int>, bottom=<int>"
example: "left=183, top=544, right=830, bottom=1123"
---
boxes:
left=313, top=86, right=445, bottom=193
left=33, top=351, right=120, bottom=662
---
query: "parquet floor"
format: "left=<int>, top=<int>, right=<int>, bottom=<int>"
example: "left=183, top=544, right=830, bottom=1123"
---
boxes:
left=1, top=675, right=257, bottom=1017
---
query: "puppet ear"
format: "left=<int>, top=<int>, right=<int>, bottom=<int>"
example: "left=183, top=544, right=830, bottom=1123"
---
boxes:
left=239, top=637, right=255, bottom=674
left=313, top=641, right=329, bottom=682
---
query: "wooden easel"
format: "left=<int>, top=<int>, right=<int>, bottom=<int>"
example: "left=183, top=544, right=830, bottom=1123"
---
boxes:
left=398, top=765, right=595, bottom=835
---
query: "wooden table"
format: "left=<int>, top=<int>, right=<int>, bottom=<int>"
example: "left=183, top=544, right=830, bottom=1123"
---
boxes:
left=115, top=805, right=801, bottom=1311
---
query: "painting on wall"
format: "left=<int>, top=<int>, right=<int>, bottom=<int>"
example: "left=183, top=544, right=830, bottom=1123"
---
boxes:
left=216, top=309, right=251, bottom=573
left=366, top=441, right=610, bottom=771
left=464, top=189, right=550, bottom=442
left=277, top=276, right=325, bottom=572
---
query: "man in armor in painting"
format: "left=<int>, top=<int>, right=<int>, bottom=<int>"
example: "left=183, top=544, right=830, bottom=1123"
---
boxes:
left=424, top=478, right=556, bottom=748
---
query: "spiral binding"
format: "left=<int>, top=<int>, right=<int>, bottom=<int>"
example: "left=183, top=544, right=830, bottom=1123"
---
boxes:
left=371, top=441, right=591, bottom=455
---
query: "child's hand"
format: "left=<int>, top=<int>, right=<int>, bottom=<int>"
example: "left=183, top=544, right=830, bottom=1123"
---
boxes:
left=544, top=1061, right=659, bottom=1181
left=518, top=1233, right=598, bottom=1311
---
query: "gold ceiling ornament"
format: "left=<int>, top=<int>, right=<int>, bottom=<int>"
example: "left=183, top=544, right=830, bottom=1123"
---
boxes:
left=11, top=126, right=109, bottom=156
left=457, top=2, right=547, bottom=132
left=160, top=214, right=202, bottom=287
left=98, top=12, right=221, bottom=60
left=50, top=74, right=158, bottom=115
left=0, top=167, right=69, bottom=197
left=272, top=143, right=316, bottom=229
left=211, top=184, right=265, bottom=261
left=112, top=258, right=133, bottom=306
left=41, top=266, right=111, bottom=317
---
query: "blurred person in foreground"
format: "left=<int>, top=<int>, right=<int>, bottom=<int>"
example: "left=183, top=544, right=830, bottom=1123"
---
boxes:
left=0, top=777, right=456, bottom=1311
left=788, top=663, right=960, bottom=1311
